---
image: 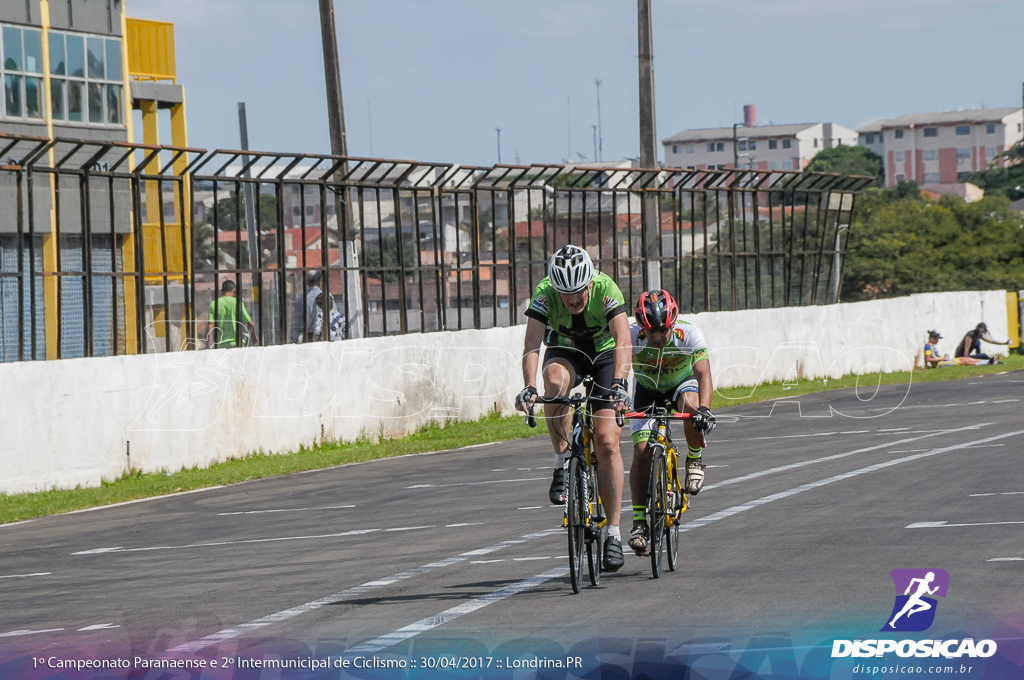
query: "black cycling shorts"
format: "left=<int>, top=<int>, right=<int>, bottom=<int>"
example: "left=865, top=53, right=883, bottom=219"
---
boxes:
left=543, top=345, right=618, bottom=411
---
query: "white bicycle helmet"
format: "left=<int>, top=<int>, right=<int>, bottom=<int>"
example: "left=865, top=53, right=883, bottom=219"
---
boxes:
left=547, top=245, right=594, bottom=294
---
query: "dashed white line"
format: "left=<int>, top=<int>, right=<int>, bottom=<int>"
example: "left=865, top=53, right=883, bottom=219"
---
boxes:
left=906, top=520, right=1024, bottom=529
left=970, top=492, right=1024, bottom=497
left=406, top=477, right=542, bottom=489
left=988, top=557, right=1023, bottom=562
left=0, top=572, right=51, bottom=580
left=218, top=505, right=354, bottom=516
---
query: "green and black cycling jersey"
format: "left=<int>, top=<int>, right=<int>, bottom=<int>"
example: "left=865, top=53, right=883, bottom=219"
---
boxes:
left=525, top=272, right=627, bottom=357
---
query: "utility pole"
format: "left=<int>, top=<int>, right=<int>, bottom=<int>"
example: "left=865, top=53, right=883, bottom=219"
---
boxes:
left=595, top=78, right=603, bottom=162
left=496, top=127, right=502, bottom=164
left=637, top=0, right=660, bottom=289
left=318, top=0, right=363, bottom=337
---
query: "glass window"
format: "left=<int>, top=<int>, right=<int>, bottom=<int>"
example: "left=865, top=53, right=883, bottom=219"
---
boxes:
left=4, top=74, right=22, bottom=116
left=957, top=171, right=969, bottom=180
left=86, top=37, right=104, bottom=79
left=865, top=134, right=875, bottom=144
left=749, top=140, right=756, bottom=150
left=956, top=148, right=971, bottom=160
left=895, top=129, right=904, bottom=139
left=738, top=141, right=747, bottom=151
left=923, top=127, right=938, bottom=137
left=49, top=33, right=66, bottom=75
left=895, top=151, right=905, bottom=162
left=25, top=76, right=41, bottom=117
left=896, top=174, right=905, bottom=182
left=67, top=80, right=83, bottom=121
left=923, top=172, right=940, bottom=183
left=955, top=125, right=970, bottom=136
left=768, top=139, right=777, bottom=149
left=923, top=150, right=938, bottom=161
left=23, top=29, right=41, bottom=73
left=3, top=26, right=22, bottom=71
left=706, top=143, right=715, bottom=153
left=66, top=34, right=84, bottom=77
left=686, top=143, right=694, bottom=153
left=782, top=139, right=792, bottom=149
left=986, top=146, right=996, bottom=158
left=51, top=79, right=65, bottom=118
left=104, top=39, right=122, bottom=80
left=88, top=82, right=103, bottom=122
left=105, top=84, right=121, bottom=124
left=986, top=123, right=996, bottom=134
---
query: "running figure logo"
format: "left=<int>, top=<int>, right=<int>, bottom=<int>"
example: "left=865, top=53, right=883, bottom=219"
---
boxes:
left=881, top=568, right=949, bottom=632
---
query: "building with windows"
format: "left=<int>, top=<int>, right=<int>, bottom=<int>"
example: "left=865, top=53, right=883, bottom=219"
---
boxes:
left=1, top=1, right=188, bottom=359
left=662, top=116, right=859, bottom=172
left=856, top=108, right=1023, bottom=192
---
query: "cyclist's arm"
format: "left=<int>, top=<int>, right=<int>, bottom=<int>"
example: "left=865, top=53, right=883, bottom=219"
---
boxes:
left=693, top=357, right=714, bottom=409
left=522, top=316, right=546, bottom=388
left=609, top=312, right=631, bottom=383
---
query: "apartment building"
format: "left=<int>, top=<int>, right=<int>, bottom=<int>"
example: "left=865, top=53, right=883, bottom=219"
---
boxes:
left=857, top=108, right=1024, bottom=191
left=662, top=106, right=859, bottom=172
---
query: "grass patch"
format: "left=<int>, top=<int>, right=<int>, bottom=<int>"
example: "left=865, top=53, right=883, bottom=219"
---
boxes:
left=2, top=353, right=1020, bottom=525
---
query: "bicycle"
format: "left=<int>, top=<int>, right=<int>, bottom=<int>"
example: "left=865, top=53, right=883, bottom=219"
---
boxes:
left=623, top=406, right=701, bottom=578
left=526, top=377, right=621, bottom=593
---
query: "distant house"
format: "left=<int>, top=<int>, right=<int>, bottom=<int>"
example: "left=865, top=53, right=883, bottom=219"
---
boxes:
left=858, top=107, right=1024, bottom=192
left=662, top=118, right=859, bottom=172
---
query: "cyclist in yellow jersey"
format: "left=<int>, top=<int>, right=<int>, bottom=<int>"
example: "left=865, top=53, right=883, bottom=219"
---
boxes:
left=516, top=245, right=632, bottom=571
left=627, top=289, right=715, bottom=555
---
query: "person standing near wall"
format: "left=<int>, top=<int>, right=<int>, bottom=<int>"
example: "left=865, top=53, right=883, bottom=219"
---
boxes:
left=207, top=280, right=259, bottom=349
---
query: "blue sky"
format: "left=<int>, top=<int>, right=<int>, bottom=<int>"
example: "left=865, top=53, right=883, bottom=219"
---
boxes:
left=128, top=0, right=1024, bottom=167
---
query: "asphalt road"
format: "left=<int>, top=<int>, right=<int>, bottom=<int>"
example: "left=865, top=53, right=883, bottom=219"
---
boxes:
left=2, top=371, right=1022, bottom=678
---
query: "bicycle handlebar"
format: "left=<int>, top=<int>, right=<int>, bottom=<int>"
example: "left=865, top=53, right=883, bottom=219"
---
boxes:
left=622, top=410, right=693, bottom=420
left=525, top=393, right=624, bottom=428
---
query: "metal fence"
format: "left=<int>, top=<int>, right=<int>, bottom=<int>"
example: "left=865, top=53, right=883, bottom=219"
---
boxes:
left=0, top=133, right=872, bottom=361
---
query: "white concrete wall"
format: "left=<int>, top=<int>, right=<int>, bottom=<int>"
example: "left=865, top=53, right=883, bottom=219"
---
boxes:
left=0, top=290, right=1009, bottom=496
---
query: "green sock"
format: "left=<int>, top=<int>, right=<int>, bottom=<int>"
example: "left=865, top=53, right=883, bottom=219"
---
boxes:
left=633, top=505, right=646, bottom=522
left=688, top=446, right=702, bottom=460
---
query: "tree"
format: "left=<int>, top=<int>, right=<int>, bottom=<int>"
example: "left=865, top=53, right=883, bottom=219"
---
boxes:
left=964, top=139, right=1024, bottom=201
left=211, top=192, right=279, bottom=232
left=805, top=145, right=884, bottom=186
left=842, top=190, right=1024, bottom=301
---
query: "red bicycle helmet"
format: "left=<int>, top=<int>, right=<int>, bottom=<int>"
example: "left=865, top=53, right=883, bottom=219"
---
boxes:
left=635, top=289, right=679, bottom=331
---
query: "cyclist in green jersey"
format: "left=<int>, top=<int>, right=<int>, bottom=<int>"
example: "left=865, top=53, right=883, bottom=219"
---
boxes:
left=627, top=289, right=715, bottom=555
left=207, top=279, right=259, bottom=349
left=515, top=245, right=632, bottom=572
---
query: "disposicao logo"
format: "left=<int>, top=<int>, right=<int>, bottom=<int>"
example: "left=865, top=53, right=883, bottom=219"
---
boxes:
left=831, top=569, right=998, bottom=660
left=881, top=568, right=948, bottom=632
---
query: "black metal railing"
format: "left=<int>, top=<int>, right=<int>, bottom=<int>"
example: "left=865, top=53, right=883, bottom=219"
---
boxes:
left=0, top=133, right=872, bottom=361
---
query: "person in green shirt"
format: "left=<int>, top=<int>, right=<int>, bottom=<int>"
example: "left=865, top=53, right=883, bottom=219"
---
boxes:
left=515, top=245, right=632, bottom=572
left=207, top=279, right=259, bottom=349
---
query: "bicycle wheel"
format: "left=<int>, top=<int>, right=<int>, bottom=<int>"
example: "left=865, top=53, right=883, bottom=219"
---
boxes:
left=648, top=451, right=669, bottom=578
left=585, top=461, right=602, bottom=587
left=566, top=456, right=586, bottom=594
left=665, top=458, right=681, bottom=572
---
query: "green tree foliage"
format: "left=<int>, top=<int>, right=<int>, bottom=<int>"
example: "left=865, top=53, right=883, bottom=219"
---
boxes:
left=805, top=145, right=884, bottom=186
left=842, top=186, right=1024, bottom=300
left=212, top=192, right=279, bottom=232
left=362, top=235, right=418, bottom=282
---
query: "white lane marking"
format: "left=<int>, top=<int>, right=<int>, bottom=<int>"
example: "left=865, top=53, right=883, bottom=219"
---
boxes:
left=511, top=556, right=558, bottom=561
left=0, top=628, right=64, bottom=637
left=906, top=520, right=1024, bottom=529
left=0, top=572, right=51, bottom=580
left=384, top=526, right=433, bottom=532
left=706, top=425, right=985, bottom=492
left=406, top=477, right=542, bottom=489
left=989, top=557, right=1023, bottom=562
left=446, top=522, right=483, bottom=527
left=840, top=430, right=870, bottom=434
left=72, top=529, right=383, bottom=555
left=344, top=567, right=568, bottom=656
left=79, top=623, right=119, bottom=631
left=690, top=428, right=1024, bottom=533
left=165, top=527, right=562, bottom=654
left=517, top=506, right=545, bottom=510
left=217, top=505, right=355, bottom=516
left=970, top=492, right=1024, bottom=497
left=878, top=428, right=911, bottom=432
left=751, top=432, right=838, bottom=441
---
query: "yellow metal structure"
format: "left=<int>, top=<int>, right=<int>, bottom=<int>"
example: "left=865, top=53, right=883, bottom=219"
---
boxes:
left=1008, top=291, right=1020, bottom=349
left=125, top=18, right=178, bottom=82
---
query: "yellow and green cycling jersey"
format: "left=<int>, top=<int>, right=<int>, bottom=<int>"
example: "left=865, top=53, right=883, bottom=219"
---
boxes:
left=630, top=320, right=709, bottom=392
left=525, top=272, right=627, bottom=356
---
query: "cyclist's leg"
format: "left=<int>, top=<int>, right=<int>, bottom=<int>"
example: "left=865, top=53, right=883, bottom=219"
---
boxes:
left=628, top=384, right=658, bottom=553
left=590, top=350, right=625, bottom=570
left=541, top=348, right=581, bottom=504
left=674, top=379, right=706, bottom=494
